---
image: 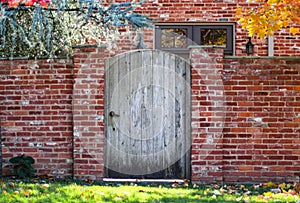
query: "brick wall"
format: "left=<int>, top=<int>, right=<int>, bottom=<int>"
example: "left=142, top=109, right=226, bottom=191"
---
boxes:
left=222, top=56, right=300, bottom=182
left=190, top=47, right=225, bottom=182
left=189, top=47, right=300, bottom=182
left=1, top=47, right=299, bottom=182
left=1, top=0, right=300, bottom=182
left=72, top=46, right=107, bottom=180
left=133, top=0, right=300, bottom=57
left=0, top=59, right=74, bottom=177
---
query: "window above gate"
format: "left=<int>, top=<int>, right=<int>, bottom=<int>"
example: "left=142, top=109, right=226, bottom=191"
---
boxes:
left=155, top=24, right=234, bottom=57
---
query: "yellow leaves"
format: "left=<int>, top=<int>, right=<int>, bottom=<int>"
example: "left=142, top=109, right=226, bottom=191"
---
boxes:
left=260, top=15, right=267, bottom=21
left=2, top=184, right=7, bottom=190
left=256, top=26, right=267, bottom=39
left=194, top=194, right=201, bottom=199
left=290, top=27, right=300, bottom=35
left=236, top=0, right=300, bottom=38
left=263, top=191, right=274, bottom=201
left=267, top=181, right=276, bottom=187
left=279, top=183, right=286, bottom=190
left=244, top=196, right=251, bottom=202
left=238, top=18, right=246, bottom=27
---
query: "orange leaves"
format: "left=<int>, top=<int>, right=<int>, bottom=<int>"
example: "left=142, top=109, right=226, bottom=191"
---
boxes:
left=8, top=0, right=18, bottom=7
left=236, top=0, right=300, bottom=38
left=2, top=0, right=52, bottom=8
left=236, top=6, right=243, bottom=17
left=41, top=183, right=50, bottom=189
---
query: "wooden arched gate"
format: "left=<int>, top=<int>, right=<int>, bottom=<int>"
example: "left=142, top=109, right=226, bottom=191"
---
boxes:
left=104, top=49, right=191, bottom=179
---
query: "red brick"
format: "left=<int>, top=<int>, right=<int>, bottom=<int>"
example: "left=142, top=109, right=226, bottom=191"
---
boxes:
left=1, top=25, right=300, bottom=184
left=238, top=165, right=253, bottom=171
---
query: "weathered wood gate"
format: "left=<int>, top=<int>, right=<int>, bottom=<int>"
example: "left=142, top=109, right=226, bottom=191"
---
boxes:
left=104, top=49, right=191, bottom=179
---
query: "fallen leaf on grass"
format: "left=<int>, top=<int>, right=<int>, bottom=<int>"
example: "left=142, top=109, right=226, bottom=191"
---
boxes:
left=8, top=182, right=15, bottom=188
left=244, top=196, right=251, bottom=202
left=270, top=188, right=281, bottom=193
left=264, top=191, right=273, bottom=197
left=42, top=184, right=49, bottom=188
left=289, top=189, right=297, bottom=195
left=23, top=190, right=30, bottom=195
left=279, top=183, right=286, bottom=190
left=262, top=181, right=275, bottom=188
left=171, top=182, right=179, bottom=188
left=296, top=183, right=300, bottom=193
left=194, top=194, right=201, bottom=199
left=213, top=184, right=220, bottom=189
left=213, top=189, right=221, bottom=195
left=2, top=184, right=7, bottom=190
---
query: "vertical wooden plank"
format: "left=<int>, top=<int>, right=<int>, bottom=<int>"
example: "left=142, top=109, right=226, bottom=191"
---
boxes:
left=104, top=58, right=110, bottom=176
left=141, top=50, right=154, bottom=175
left=105, top=55, right=120, bottom=176
left=152, top=50, right=165, bottom=176
left=163, top=52, right=176, bottom=178
left=114, top=55, right=121, bottom=176
left=129, top=50, right=143, bottom=175
left=185, top=61, right=191, bottom=179
left=174, top=55, right=188, bottom=178
left=117, top=53, right=131, bottom=174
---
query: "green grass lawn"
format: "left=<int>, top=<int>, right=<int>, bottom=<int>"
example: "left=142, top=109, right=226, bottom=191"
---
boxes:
left=0, top=179, right=299, bottom=202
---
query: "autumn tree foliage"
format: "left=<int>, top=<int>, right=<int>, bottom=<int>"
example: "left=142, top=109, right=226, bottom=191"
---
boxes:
left=0, top=0, right=151, bottom=58
left=236, top=0, right=300, bottom=39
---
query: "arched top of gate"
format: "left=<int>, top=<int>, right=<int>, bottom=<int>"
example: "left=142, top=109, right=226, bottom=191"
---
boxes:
left=105, top=49, right=191, bottom=68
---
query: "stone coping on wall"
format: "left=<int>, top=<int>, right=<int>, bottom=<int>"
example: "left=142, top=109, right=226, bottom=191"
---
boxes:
left=225, top=56, right=300, bottom=60
left=0, top=55, right=72, bottom=61
left=72, top=44, right=106, bottom=49
left=188, top=45, right=225, bottom=50
left=188, top=45, right=300, bottom=60
left=0, top=44, right=107, bottom=61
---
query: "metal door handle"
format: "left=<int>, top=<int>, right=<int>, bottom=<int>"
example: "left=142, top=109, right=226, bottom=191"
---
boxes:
left=109, top=111, right=119, bottom=131
left=109, top=111, right=120, bottom=117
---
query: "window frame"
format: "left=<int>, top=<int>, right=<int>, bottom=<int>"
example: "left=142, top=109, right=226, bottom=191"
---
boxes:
left=155, top=24, right=234, bottom=56
left=155, top=25, right=193, bottom=54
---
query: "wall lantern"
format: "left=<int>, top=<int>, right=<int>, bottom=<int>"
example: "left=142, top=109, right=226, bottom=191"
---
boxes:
left=246, top=37, right=254, bottom=54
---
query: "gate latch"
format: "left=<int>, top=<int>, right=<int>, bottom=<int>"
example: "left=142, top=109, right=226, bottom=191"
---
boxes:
left=109, top=111, right=120, bottom=117
left=109, top=111, right=120, bottom=131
